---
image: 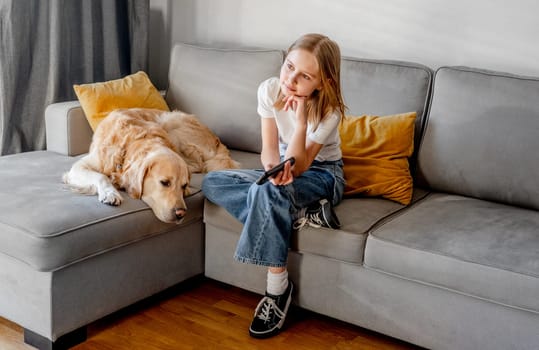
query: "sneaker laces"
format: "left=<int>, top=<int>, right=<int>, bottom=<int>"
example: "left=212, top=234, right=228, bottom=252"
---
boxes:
left=254, top=296, right=285, bottom=323
left=293, top=214, right=323, bottom=230
left=292, top=211, right=325, bottom=230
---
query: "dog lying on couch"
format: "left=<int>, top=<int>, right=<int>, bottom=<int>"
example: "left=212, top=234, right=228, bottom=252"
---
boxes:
left=63, top=108, right=239, bottom=223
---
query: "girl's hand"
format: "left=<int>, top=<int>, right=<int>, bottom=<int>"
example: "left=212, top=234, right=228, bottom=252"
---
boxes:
left=267, top=159, right=294, bottom=186
left=283, top=94, right=308, bottom=125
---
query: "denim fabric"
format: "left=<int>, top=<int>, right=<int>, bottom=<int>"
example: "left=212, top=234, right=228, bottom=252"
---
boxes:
left=202, top=160, right=345, bottom=267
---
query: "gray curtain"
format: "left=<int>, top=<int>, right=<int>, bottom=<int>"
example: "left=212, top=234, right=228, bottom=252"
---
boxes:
left=0, top=0, right=149, bottom=155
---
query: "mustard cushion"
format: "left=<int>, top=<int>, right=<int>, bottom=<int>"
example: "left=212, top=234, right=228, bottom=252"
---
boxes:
left=339, top=112, right=416, bottom=205
left=73, top=71, right=169, bottom=131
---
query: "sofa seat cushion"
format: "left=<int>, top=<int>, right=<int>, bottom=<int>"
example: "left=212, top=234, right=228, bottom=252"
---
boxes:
left=0, top=151, right=204, bottom=272
left=205, top=190, right=428, bottom=265
left=365, top=192, right=539, bottom=313
left=203, top=151, right=430, bottom=264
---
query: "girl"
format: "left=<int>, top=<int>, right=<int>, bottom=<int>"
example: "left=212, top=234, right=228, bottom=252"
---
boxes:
left=202, top=33, right=346, bottom=338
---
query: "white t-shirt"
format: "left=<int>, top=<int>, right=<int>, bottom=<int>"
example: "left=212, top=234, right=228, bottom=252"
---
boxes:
left=257, top=77, right=342, bottom=162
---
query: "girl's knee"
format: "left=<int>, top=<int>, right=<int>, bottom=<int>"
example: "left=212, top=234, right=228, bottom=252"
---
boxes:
left=201, top=171, right=224, bottom=194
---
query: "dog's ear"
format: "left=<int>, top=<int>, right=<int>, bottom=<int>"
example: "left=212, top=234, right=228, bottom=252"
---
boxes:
left=120, top=158, right=150, bottom=199
left=184, top=169, right=192, bottom=196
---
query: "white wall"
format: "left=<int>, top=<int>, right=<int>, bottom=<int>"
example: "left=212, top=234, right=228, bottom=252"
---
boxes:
left=149, top=0, right=539, bottom=89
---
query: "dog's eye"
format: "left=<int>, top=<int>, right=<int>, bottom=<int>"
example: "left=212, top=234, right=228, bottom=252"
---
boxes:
left=160, top=180, right=171, bottom=187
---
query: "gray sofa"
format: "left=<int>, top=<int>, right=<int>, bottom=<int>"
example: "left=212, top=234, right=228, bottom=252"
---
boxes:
left=1, top=42, right=538, bottom=350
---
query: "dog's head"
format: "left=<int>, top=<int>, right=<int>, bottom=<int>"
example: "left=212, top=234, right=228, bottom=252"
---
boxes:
left=121, top=148, right=191, bottom=223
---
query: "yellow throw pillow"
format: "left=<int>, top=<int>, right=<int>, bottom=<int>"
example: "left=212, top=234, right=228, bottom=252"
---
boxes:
left=339, top=112, right=416, bottom=205
left=73, top=71, right=169, bottom=131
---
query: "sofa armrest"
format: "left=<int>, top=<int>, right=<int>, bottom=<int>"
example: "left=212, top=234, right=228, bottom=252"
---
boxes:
left=45, top=101, right=93, bottom=156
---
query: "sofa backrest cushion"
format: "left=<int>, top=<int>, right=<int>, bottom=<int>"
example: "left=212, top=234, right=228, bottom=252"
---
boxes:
left=166, top=43, right=283, bottom=153
left=340, top=58, right=432, bottom=163
left=417, top=66, right=539, bottom=210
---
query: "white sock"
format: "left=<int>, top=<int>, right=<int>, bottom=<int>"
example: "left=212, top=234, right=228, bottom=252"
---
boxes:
left=266, top=269, right=289, bottom=296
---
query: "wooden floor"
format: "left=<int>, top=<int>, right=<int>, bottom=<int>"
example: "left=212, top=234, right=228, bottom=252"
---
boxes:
left=0, top=278, right=421, bottom=350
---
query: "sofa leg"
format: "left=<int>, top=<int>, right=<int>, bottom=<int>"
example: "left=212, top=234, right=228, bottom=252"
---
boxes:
left=24, top=326, right=87, bottom=350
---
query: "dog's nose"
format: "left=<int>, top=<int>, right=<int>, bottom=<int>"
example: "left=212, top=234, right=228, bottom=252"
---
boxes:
left=174, top=207, right=187, bottom=220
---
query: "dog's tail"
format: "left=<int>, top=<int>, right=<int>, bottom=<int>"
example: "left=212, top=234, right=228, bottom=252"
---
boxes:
left=205, top=157, right=241, bottom=172
left=204, top=143, right=241, bottom=172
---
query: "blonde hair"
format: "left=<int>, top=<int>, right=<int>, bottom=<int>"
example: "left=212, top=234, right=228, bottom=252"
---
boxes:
left=275, top=33, right=346, bottom=130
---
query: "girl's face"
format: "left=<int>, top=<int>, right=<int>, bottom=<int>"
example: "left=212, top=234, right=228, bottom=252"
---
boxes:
left=279, top=49, right=322, bottom=98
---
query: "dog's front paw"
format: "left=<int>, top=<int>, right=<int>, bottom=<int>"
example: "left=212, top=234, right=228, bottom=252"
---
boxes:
left=99, top=189, right=123, bottom=206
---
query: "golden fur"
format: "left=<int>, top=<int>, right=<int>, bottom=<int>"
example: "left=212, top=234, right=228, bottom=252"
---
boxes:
left=63, top=108, right=239, bottom=223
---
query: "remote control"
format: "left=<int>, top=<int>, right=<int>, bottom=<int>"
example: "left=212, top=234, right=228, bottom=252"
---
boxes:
left=255, top=157, right=296, bottom=185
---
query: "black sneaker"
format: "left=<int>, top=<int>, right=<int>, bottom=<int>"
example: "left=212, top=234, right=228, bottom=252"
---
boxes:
left=249, top=281, right=294, bottom=339
left=293, top=198, right=341, bottom=230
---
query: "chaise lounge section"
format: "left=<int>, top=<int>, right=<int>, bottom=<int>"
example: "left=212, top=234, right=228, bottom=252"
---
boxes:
left=0, top=121, right=205, bottom=348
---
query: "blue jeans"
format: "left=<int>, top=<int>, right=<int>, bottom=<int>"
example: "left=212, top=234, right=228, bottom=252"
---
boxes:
left=201, top=160, right=345, bottom=267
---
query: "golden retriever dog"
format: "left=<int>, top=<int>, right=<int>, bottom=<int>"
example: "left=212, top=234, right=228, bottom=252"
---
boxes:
left=63, top=108, right=239, bottom=223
